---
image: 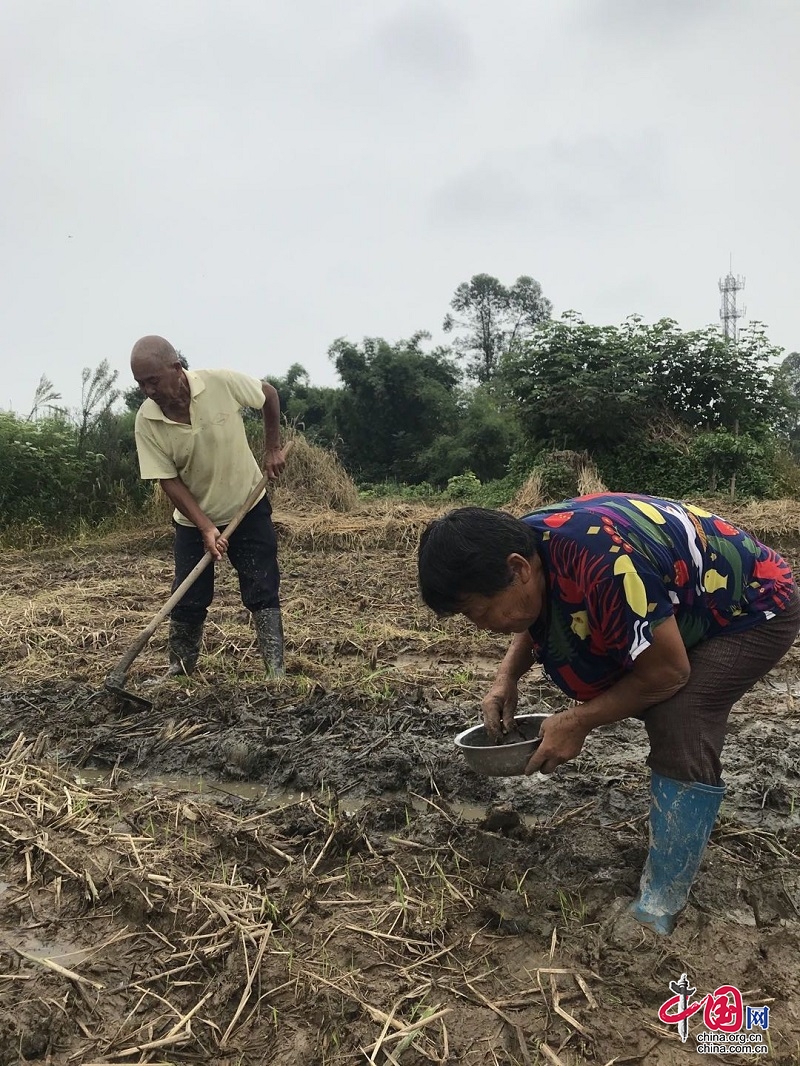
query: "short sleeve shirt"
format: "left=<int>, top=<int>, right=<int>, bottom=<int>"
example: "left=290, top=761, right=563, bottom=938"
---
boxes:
left=134, top=368, right=265, bottom=526
left=522, top=493, right=795, bottom=702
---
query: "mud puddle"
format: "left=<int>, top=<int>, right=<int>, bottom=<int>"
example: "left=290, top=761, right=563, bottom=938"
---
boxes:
left=3, top=514, right=800, bottom=1061
left=3, top=725, right=800, bottom=1064
left=78, top=765, right=511, bottom=825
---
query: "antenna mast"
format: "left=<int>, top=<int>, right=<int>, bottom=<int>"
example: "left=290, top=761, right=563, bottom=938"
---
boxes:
left=719, top=258, right=746, bottom=343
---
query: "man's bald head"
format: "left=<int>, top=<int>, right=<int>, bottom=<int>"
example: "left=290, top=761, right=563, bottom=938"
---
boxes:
left=130, top=335, right=180, bottom=373
left=130, top=335, right=186, bottom=409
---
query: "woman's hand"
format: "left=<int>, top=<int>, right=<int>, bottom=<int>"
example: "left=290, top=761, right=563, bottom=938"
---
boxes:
left=481, top=676, right=519, bottom=741
left=525, top=618, right=691, bottom=774
left=525, top=707, right=589, bottom=775
left=481, top=633, right=536, bottom=740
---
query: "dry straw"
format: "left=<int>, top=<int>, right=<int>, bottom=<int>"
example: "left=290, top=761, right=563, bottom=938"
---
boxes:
left=271, top=429, right=358, bottom=513
left=274, top=502, right=439, bottom=552
left=509, top=452, right=607, bottom=516
left=0, top=737, right=605, bottom=1063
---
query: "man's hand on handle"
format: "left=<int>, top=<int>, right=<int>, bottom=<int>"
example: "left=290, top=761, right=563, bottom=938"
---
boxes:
left=183, top=442, right=292, bottom=563
left=201, top=525, right=228, bottom=560
left=160, top=478, right=229, bottom=560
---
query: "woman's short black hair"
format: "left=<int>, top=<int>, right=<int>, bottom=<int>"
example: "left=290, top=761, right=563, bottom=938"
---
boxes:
left=417, top=506, right=540, bottom=615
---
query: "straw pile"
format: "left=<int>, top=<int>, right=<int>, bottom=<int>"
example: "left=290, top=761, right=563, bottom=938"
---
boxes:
left=143, top=430, right=359, bottom=521
left=690, top=497, right=800, bottom=543
left=273, top=501, right=440, bottom=552
left=272, top=430, right=358, bottom=513
left=510, top=452, right=607, bottom=516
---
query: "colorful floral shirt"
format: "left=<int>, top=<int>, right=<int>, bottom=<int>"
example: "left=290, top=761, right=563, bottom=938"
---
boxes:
left=522, top=493, right=795, bottom=702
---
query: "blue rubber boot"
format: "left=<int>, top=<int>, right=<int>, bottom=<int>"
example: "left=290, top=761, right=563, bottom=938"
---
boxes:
left=629, top=773, right=725, bottom=936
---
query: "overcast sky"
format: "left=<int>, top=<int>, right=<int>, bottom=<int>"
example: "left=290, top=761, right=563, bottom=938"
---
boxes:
left=2, top=0, right=798, bottom=413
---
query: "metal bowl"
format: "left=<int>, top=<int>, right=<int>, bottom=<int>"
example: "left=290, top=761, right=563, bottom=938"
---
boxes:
left=454, top=713, right=551, bottom=777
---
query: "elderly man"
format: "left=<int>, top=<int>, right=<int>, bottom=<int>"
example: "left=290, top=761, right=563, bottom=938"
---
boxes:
left=131, top=335, right=286, bottom=678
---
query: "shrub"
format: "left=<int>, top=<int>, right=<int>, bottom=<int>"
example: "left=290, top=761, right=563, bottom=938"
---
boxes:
left=0, top=413, right=104, bottom=531
left=445, top=471, right=482, bottom=499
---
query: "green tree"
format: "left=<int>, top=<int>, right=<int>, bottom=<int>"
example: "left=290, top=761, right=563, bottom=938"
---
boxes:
left=265, top=362, right=311, bottom=410
left=689, top=431, right=774, bottom=497
left=502, top=316, right=793, bottom=452
left=419, top=385, right=520, bottom=485
left=499, top=315, right=652, bottom=452
left=2, top=357, right=156, bottom=534
left=499, top=315, right=798, bottom=498
left=0, top=412, right=102, bottom=531
left=779, top=351, right=800, bottom=401
left=330, top=333, right=461, bottom=482
left=646, top=320, right=788, bottom=437
left=443, top=273, right=552, bottom=382
left=776, top=351, right=800, bottom=452
left=83, top=407, right=150, bottom=513
left=264, top=363, right=340, bottom=445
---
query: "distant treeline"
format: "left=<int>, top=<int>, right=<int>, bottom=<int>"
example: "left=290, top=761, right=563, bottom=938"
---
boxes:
left=3, top=274, right=800, bottom=537
left=270, top=315, right=800, bottom=502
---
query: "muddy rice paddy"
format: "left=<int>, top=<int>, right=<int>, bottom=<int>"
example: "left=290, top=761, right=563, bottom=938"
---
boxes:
left=1, top=504, right=800, bottom=1064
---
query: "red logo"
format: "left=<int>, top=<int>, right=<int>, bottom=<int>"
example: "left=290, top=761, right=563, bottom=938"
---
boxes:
left=658, top=974, right=768, bottom=1046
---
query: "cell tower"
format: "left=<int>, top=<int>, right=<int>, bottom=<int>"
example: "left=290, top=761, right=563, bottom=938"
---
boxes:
left=719, top=260, right=746, bottom=343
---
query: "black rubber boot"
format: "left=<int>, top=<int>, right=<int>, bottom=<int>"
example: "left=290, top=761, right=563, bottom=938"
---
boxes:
left=252, top=608, right=285, bottom=678
left=167, top=618, right=204, bottom=677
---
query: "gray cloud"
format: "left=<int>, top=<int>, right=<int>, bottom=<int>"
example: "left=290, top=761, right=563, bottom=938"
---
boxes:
left=1, top=0, right=798, bottom=413
left=431, top=133, right=666, bottom=228
left=373, top=1, right=477, bottom=89
left=584, top=0, right=732, bottom=35
left=430, top=165, right=533, bottom=226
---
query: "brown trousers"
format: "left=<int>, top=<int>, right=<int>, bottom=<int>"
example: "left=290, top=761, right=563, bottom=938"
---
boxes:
left=643, top=586, right=800, bottom=785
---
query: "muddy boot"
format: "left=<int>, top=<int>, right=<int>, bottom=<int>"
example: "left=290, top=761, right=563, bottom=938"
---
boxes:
left=252, top=607, right=285, bottom=678
left=629, top=773, right=725, bottom=935
left=168, top=618, right=204, bottom=676
left=143, top=619, right=203, bottom=686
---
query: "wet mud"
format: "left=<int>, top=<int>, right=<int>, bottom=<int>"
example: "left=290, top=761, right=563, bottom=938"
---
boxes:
left=1, top=521, right=800, bottom=1063
left=2, top=658, right=800, bottom=1064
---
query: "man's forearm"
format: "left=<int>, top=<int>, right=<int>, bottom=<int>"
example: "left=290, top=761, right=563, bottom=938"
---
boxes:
left=261, top=384, right=281, bottom=452
left=160, top=477, right=215, bottom=532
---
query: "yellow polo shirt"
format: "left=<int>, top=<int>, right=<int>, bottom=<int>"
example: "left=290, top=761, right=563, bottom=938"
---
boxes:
left=134, top=368, right=266, bottom=527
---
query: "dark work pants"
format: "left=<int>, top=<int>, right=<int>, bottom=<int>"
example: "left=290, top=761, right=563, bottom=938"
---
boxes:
left=643, top=586, right=800, bottom=785
left=170, top=497, right=280, bottom=626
